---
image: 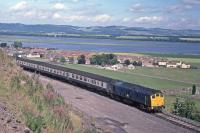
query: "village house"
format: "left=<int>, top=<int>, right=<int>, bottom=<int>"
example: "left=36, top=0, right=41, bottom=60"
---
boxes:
left=27, top=52, right=41, bottom=58
left=171, top=61, right=182, bottom=66
left=181, top=63, right=191, bottom=69
left=85, top=58, right=91, bottom=65
left=128, top=64, right=135, bottom=70
left=105, top=64, right=123, bottom=71
left=158, top=60, right=167, bottom=67
left=166, top=61, right=178, bottom=68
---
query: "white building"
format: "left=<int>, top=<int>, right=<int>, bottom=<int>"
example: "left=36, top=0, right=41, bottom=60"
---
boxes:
left=27, top=53, right=41, bottom=58
left=181, top=63, right=191, bottom=69
left=128, top=64, right=135, bottom=70
left=158, top=61, right=167, bottom=66
left=166, top=63, right=177, bottom=68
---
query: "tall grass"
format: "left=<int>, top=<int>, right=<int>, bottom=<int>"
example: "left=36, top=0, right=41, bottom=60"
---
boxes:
left=0, top=50, right=89, bottom=133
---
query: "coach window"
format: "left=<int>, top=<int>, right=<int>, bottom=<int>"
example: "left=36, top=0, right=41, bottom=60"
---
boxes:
left=64, top=72, right=67, bottom=77
left=101, top=82, right=104, bottom=87
left=80, top=76, right=83, bottom=80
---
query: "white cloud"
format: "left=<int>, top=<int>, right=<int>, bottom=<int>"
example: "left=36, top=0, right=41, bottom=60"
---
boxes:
left=134, top=16, right=163, bottom=23
left=72, top=0, right=80, bottom=2
left=66, top=15, right=88, bottom=22
left=9, top=1, right=28, bottom=11
left=129, top=3, right=159, bottom=13
left=18, top=10, right=51, bottom=20
left=93, top=14, right=112, bottom=23
left=53, top=3, right=66, bottom=10
left=23, top=11, right=36, bottom=18
left=52, top=13, right=62, bottom=19
left=183, top=0, right=200, bottom=4
left=129, top=3, right=144, bottom=12
left=166, top=4, right=193, bottom=13
left=122, top=17, right=131, bottom=22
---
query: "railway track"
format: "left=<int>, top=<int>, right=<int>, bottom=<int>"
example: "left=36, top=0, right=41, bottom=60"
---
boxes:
left=155, top=112, right=200, bottom=132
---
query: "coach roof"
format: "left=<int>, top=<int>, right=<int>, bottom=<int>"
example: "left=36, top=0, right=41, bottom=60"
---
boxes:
left=17, top=57, right=113, bottom=83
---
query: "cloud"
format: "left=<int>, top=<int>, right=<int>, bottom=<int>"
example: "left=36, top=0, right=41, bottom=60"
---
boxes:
left=16, top=9, right=52, bottom=20
left=122, top=17, right=131, bottom=22
left=183, top=0, right=200, bottom=4
left=129, top=3, right=159, bottom=13
left=23, top=11, right=36, bottom=18
left=52, top=13, right=62, bottom=19
left=66, top=15, right=88, bottom=21
left=134, top=16, right=163, bottom=23
left=9, top=1, right=28, bottom=11
left=72, top=0, right=80, bottom=2
left=53, top=3, right=66, bottom=10
left=93, top=14, right=112, bottom=23
left=129, top=3, right=145, bottom=12
left=166, top=4, right=193, bottom=13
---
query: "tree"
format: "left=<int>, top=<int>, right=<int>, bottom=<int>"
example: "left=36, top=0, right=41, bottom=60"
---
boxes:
left=68, top=57, right=74, bottom=64
left=59, top=57, right=66, bottom=63
left=132, top=61, right=142, bottom=66
left=192, top=84, right=197, bottom=95
left=0, top=43, right=7, bottom=47
left=124, top=59, right=130, bottom=66
left=90, top=54, right=118, bottom=66
left=13, top=41, right=22, bottom=48
left=77, top=55, right=86, bottom=64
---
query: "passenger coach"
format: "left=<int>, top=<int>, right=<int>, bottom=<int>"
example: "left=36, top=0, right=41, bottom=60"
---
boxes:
left=16, top=57, right=165, bottom=112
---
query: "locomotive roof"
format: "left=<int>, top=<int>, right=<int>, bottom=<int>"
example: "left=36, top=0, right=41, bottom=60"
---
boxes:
left=112, top=81, right=160, bottom=95
left=17, top=57, right=161, bottom=95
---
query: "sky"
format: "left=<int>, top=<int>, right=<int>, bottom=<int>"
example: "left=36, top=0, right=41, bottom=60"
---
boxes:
left=0, top=0, right=200, bottom=29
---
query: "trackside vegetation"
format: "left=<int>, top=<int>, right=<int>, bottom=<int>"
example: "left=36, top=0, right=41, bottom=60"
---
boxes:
left=0, top=50, right=97, bottom=133
left=173, top=98, right=200, bottom=122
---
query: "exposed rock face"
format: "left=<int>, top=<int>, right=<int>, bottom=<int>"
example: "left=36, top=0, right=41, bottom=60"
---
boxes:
left=0, top=99, right=32, bottom=133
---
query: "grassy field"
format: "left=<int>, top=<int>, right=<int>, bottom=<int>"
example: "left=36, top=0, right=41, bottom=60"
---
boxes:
left=59, top=63, right=199, bottom=90
left=128, top=67, right=200, bottom=85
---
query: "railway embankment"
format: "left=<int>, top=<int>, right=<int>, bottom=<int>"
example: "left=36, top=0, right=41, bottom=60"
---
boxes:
left=0, top=50, right=96, bottom=133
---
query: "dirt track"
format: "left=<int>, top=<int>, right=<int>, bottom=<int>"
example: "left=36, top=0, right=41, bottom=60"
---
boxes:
left=27, top=72, right=193, bottom=133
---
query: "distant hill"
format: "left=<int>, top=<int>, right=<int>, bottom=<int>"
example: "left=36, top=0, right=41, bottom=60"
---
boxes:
left=0, top=23, right=200, bottom=37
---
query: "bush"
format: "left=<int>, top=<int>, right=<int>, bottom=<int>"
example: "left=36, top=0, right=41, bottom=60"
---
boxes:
left=59, top=57, right=66, bottom=63
left=78, top=55, right=86, bottom=64
left=25, top=113, right=43, bottom=133
left=124, top=59, right=130, bottom=66
left=132, top=61, right=142, bottom=66
left=173, top=98, right=200, bottom=121
left=192, top=84, right=196, bottom=95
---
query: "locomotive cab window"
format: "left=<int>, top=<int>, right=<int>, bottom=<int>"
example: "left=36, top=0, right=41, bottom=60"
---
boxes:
left=160, top=94, right=164, bottom=97
left=152, top=95, right=155, bottom=99
left=156, top=94, right=159, bottom=97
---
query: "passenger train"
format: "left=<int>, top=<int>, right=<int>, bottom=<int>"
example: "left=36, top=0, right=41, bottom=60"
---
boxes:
left=16, top=57, right=165, bottom=112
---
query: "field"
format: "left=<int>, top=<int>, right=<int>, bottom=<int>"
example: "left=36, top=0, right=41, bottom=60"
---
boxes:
left=59, top=63, right=199, bottom=90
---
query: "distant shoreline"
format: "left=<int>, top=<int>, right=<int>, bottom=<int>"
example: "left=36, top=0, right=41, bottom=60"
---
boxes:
left=1, top=32, right=200, bottom=43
